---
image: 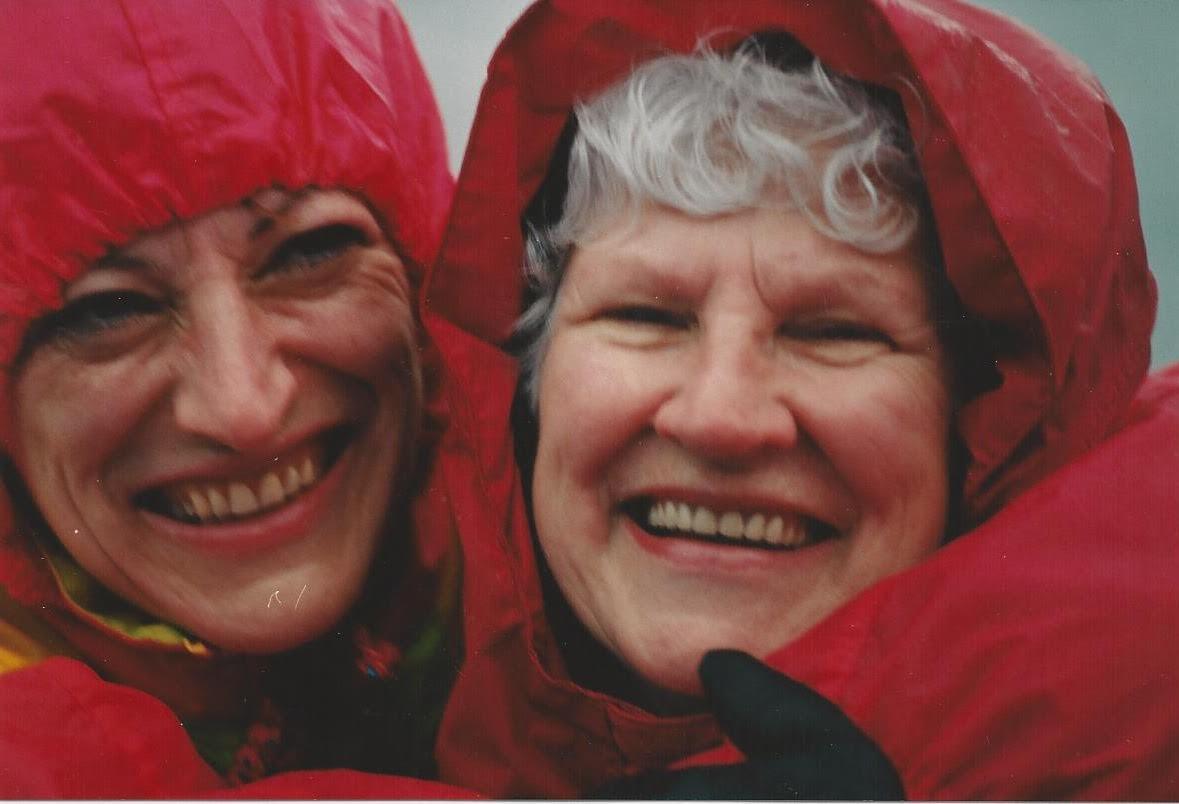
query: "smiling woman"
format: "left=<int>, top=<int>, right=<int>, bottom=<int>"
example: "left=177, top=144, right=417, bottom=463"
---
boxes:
left=0, top=0, right=463, bottom=795
left=514, top=41, right=958, bottom=704
left=533, top=204, right=951, bottom=698
left=427, top=0, right=1176, bottom=798
left=12, top=188, right=421, bottom=654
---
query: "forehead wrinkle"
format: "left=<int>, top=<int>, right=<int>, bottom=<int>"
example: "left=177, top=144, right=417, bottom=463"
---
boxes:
left=100, top=209, right=256, bottom=282
left=635, top=214, right=740, bottom=297
left=588, top=236, right=697, bottom=300
left=747, top=213, right=776, bottom=314
left=243, top=186, right=315, bottom=239
left=753, top=227, right=923, bottom=312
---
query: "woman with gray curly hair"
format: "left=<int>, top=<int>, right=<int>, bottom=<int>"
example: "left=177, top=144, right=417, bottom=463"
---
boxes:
left=516, top=40, right=960, bottom=706
left=428, top=1, right=1173, bottom=798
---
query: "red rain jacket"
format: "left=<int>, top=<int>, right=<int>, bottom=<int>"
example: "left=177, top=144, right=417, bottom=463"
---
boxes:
left=0, top=0, right=472, bottom=796
left=425, top=0, right=1178, bottom=797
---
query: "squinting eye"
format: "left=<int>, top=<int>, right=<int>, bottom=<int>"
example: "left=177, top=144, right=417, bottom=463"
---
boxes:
left=32, top=290, right=164, bottom=345
left=604, top=306, right=691, bottom=328
left=785, top=321, right=894, bottom=346
left=260, top=223, right=370, bottom=276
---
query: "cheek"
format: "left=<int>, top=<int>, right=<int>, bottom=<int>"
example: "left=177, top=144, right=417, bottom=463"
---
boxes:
left=535, top=334, right=659, bottom=481
left=13, top=356, right=162, bottom=486
left=308, top=288, right=424, bottom=488
left=292, top=285, right=419, bottom=389
left=808, top=361, right=951, bottom=509
left=534, top=334, right=643, bottom=562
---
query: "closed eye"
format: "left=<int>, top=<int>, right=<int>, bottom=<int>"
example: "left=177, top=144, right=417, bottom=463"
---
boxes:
left=30, top=290, right=164, bottom=345
left=783, top=321, right=894, bottom=346
left=603, top=305, right=691, bottom=328
left=260, top=223, right=370, bottom=277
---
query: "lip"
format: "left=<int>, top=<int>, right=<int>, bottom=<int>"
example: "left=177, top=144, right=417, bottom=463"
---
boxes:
left=137, top=435, right=354, bottom=556
left=129, top=421, right=350, bottom=492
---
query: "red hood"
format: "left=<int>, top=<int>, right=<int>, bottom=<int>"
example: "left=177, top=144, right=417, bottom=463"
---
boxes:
left=0, top=0, right=452, bottom=660
left=425, top=0, right=1172, bottom=797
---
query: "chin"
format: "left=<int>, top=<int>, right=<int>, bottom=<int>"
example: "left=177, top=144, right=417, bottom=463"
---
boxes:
left=618, top=634, right=716, bottom=699
left=622, top=621, right=800, bottom=700
left=204, top=615, right=337, bottom=655
left=182, top=586, right=360, bottom=655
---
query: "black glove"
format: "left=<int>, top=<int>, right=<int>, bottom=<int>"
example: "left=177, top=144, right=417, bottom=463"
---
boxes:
left=592, top=649, right=904, bottom=800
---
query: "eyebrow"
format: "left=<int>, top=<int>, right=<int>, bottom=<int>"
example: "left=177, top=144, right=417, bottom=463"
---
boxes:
left=90, top=251, right=153, bottom=272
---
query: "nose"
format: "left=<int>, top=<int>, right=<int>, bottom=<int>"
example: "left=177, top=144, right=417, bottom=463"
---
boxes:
left=172, top=285, right=296, bottom=452
left=652, top=330, right=798, bottom=462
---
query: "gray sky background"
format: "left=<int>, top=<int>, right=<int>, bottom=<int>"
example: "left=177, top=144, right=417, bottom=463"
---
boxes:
left=400, top=0, right=1178, bottom=368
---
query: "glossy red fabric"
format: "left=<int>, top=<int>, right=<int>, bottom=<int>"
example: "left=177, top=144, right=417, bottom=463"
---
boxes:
left=426, top=0, right=1175, bottom=797
left=0, top=0, right=463, bottom=796
left=0, top=658, right=476, bottom=798
left=0, top=659, right=224, bottom=797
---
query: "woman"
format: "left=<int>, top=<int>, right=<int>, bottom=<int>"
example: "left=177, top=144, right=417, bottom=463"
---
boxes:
left=0, top=0, right=464, bottom=795
left=516, top=41, right=959, bottom=706
left=425, top=0, right=1179, bottom=797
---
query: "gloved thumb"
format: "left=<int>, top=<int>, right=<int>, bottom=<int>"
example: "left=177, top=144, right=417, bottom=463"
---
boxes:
left=698, top=649, right=863, bottom=758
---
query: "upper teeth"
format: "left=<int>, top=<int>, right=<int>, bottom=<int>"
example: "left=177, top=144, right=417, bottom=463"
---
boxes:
left=168, top=454, right=321, bottom=524
left=646, top=500, right=806, bottom=547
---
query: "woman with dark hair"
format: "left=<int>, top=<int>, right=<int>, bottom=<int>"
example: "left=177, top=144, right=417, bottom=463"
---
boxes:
left=425, top=0, right=1179, bottom=797
left=0, top=0, right=467, bottom=795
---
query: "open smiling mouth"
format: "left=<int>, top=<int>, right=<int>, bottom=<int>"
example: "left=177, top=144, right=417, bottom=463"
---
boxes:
left=623, top=497, right=840, bottom=551
left=133, top=426, right=354, bottom=525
